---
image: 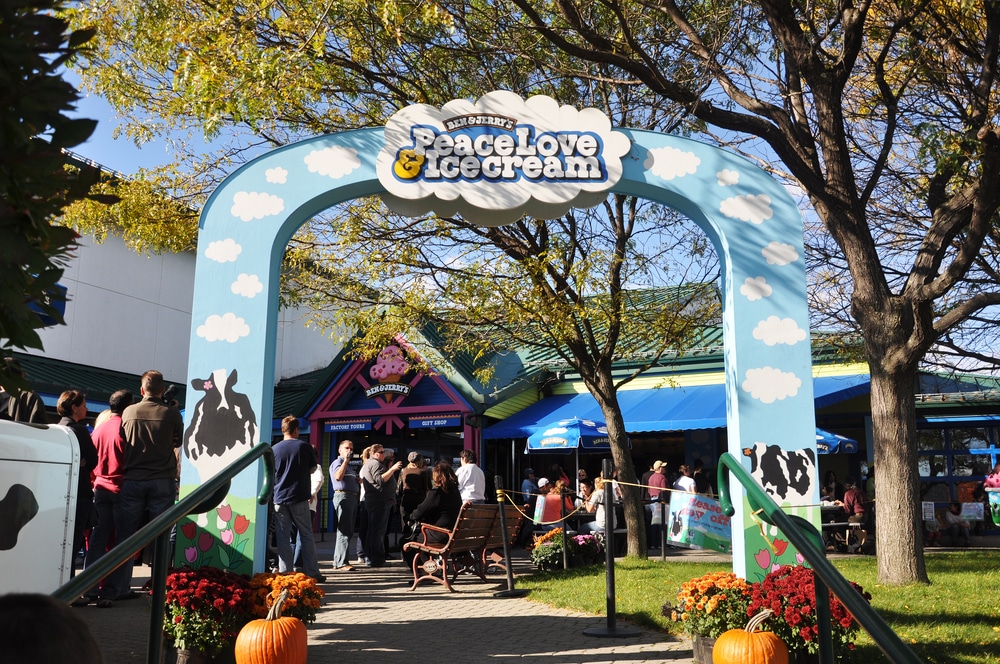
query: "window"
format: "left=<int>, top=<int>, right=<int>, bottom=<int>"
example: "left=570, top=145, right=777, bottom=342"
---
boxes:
left=916, top=422, right=998, bottom=520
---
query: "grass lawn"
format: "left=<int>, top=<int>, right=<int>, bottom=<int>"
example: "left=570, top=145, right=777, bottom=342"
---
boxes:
left=516, top=551, right=1000, bottom=663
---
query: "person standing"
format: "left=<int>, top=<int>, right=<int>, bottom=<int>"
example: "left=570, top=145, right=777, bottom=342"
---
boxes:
left=360, top=443, right=402, bottom=568
left=111, top=370, right=184, bottom=603
left=56, top=390, right=98, bottom=575
left=456, top=449, right=486, bottom=504
left=520, top=467, right=538, bottom=509
left=293, top=462, right=325, bottom=571
left=271, top=416, right=325, bottom=582
left=329, top=439, right=358, bottom=571
left=647, top=461, right=668, bottom=548
left=0, top=357, right=47, bottom=423
left=672, top=464, right=696, bottom=493
left=78, top=389, right=133, bottom=607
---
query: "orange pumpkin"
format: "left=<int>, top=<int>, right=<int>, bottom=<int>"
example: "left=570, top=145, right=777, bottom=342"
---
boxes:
left=235, top=588, right=308, bottom=664
left=713, top=608, right=789, bottom=664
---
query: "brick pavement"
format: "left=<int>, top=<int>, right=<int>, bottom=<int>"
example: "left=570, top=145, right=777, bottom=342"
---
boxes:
left=76, top=539, right=706, bottom=664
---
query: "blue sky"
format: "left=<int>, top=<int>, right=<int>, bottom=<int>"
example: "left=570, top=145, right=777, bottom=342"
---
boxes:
left=67, top=69, right=192, bottom=176
left=71, top=90, right=170, bottom=175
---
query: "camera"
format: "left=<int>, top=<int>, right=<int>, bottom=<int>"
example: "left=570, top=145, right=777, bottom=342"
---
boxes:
left=163, top=384, right=178, bottom=405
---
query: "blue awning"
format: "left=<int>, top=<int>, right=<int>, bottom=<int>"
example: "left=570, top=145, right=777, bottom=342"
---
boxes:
left=482, top=374, right=870, bottom=440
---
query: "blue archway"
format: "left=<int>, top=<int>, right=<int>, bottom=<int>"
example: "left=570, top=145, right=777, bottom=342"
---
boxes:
left=177, top=97, right=817, bottom=580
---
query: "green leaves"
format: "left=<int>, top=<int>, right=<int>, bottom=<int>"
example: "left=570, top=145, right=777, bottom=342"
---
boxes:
left=0, top=0, right=111, bottom=383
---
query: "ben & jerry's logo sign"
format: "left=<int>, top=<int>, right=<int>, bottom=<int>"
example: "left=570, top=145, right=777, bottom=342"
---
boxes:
left=376, top=91, right=632, bottom=226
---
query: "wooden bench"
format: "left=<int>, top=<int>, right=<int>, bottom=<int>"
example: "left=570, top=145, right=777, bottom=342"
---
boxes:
left=481, top=504, right=524, bottom=576
left=403, top=502, right=499, bottom=592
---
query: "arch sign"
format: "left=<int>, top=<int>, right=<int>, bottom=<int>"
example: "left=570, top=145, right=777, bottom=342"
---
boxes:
left=179, top=90, right=818, bottom=580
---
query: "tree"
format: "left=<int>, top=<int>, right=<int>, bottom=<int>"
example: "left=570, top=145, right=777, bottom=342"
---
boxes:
left=0, top=0, right=111, bottom=389
left=62, top=0, right=1000, bottom=583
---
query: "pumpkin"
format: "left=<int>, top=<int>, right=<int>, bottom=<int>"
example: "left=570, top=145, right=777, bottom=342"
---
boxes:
left=712, top=608, right=789, bottom=664
left=235, top=588, right=309, bottom=664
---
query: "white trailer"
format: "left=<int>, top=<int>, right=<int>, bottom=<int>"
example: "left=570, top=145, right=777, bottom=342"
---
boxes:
left=0, top=420, right=80, bottom=593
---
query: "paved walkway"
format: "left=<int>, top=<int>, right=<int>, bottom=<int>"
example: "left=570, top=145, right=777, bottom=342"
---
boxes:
left=76, top=539, right=715, bottom=664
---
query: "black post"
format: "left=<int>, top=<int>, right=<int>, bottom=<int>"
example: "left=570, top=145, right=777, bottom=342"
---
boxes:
left=659, top=500, right=667, bottom=561
left=560, top=489, right=569, bottom=570
left=493, top=475, right=529, bottom=598
left=583, top=459, right=640, bottom=638
left=147, top=531, right=171, bottom=664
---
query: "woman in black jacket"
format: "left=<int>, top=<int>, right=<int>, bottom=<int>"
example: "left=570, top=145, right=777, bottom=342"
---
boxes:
left=409, top=462, right=464, bottom=545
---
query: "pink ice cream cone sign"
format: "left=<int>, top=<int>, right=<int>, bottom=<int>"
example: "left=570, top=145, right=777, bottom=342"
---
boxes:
left=370, top=345, right=410, bottom=402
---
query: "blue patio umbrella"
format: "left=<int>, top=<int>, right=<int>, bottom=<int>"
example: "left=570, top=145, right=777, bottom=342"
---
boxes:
left=526, top=417, right=618, bottom=452
left=816, top=428, right=858, bottom=454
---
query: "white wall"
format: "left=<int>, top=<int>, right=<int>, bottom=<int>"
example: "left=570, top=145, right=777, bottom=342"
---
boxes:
left=29, top=234, right=337, bottom=385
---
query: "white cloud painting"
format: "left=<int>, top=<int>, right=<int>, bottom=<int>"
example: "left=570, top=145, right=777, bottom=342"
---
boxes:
left=742, top=366, right=802, bottom=403
left=231, top=191, right=285, bottom=221
left=740, top=276, right=772, bottom=301
left=645, top=145, right=701, bottom=180
left=196, top=313, right=251, bottom=343
left=752, top=316, right=806, bottom=346
left=305, top=146, right=361, bottom=179
left=231, top=273, right=264, bottom=298
left=205, top=238, right=242, bottom=263
left=762, top=241, right=798, bottom=266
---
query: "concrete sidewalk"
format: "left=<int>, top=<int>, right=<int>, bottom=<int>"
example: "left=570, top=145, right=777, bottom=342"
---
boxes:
left=76, top=538, right=706, bottom=664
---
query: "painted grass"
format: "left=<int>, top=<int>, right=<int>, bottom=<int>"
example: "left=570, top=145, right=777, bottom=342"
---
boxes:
left=516, top=551, right=1000, bottom=663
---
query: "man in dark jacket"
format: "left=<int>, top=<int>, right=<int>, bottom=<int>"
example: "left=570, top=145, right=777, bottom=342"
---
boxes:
left=108, top=370, right=183, bottom=603
left=271, top=415, right=325, bottom=582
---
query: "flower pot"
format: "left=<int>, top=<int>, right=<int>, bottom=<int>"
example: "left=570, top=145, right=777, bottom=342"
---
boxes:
left=174, top=644, right=236, bottom=664
left=691, top=634, right=716, bottom=664
left=175, top=649, right=211, bottom=664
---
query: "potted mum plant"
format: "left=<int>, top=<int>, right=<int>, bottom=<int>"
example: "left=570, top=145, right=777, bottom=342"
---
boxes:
left=164, top=566, right=254, bottom=663
left=662, top=571, right=754, bottom=664
left=747, top=564, right=871, bottom=662
left=529, top=528, right=573, bottom=570
left=571, top=533, right=603, bottom=564
left=248, top=572, right=325, bottom=624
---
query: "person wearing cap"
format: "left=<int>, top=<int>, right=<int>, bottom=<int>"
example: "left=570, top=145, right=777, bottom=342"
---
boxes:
left=647, top=461, right=668, bottom=548
left=520, top=467, right=538, bottom=509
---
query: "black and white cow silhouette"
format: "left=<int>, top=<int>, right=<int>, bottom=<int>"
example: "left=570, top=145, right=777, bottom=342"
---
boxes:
left=0, top=484, right=38, bottom=551
left=743, top=441, right=815, bottom=504
left=184, top=369, right=258, bottom=464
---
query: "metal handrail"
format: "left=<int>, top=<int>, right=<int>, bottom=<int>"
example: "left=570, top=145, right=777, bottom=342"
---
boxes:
left=53, top=443, right=275, bottom=664
left=716, top=453, right=923, bottom=664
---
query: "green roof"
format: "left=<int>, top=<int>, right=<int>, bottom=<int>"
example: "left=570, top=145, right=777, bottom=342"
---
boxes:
left=11, top=352, right=184, bottom=410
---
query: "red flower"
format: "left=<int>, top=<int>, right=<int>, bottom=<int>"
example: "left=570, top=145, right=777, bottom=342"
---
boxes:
left=747, top=564, right=870, bottom=660
left=181, top=521, right=197, bottom=540
left=233, top=514, right=250, bottom=534
left=198, top=532, right=213, bottom=552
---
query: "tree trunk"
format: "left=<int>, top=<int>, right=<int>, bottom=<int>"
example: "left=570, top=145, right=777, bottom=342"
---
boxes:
left=868, top=365, right=929, bottom=585
left=593, top=392, right=645, bottom=557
